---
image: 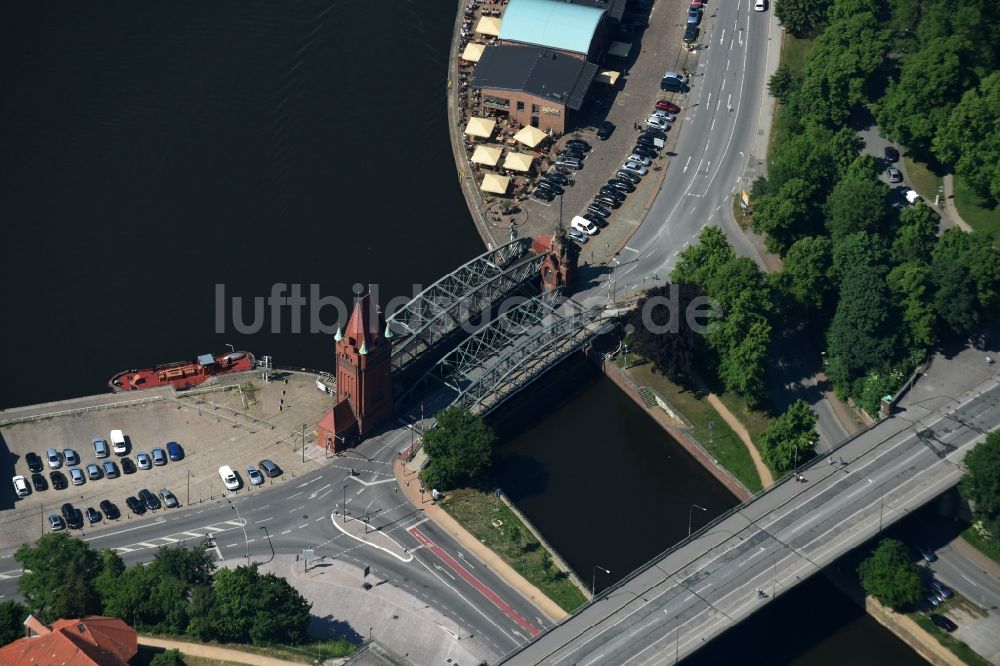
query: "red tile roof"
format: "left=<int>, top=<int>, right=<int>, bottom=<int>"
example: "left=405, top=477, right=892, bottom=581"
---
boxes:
left=344, top=293, right=383, bottom=349
left=0, top=615, right=137, bottom=666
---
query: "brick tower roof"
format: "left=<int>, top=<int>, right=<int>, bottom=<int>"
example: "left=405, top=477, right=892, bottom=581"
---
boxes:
left=344, top=293, right=384, bottom=349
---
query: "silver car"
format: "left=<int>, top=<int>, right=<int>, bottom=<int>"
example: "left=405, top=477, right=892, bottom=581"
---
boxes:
left=70, top=467, right=85, bottom=485
left=136, top=452, right=152, bottom=470
left=621, top=161, right=649, bottom=176
left=887, top=166, right=902, bottom=183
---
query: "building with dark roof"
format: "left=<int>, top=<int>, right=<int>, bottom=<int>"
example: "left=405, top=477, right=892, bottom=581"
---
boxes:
left=0, top=615, right=138, bottom=666
left=473, top=45, right=598, bottom=134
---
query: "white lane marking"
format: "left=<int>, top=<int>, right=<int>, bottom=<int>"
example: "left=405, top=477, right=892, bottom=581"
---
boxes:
left=289, top=505, right=305, bottom=513
left=683, top=156, right=692, bottom=173
left=317, top=489, right=334, bottom=500
left=82, top=518, right=167, bottom=541
left=286, top=491, right=302, bottom=500
left=719, top=29, right=726, bottom=45
left=280, top=529, right=291, bottom=535
left=297, top=476, right=322, bottom=488
left=255, top=517, right=273, bottom=524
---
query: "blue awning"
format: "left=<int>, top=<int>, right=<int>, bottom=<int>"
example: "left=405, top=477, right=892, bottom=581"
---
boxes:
left=197, top=354, right=216, bottom=366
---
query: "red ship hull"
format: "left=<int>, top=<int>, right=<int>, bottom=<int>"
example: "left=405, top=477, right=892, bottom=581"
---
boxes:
left=108, top=351, right=256, bottom=392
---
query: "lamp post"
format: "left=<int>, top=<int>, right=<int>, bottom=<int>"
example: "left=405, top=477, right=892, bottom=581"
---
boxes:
left=688, top=504, right=707, bottom=538
left=592, top=565, right=610, bottom=598
left=224, top=496, right=250, bottom=566
left=760, top=546, right=776, bottom=597
left=674, top=614, right=680, bottom=664
left=343, top=484, right=349, bottom=523
left=868, top=478, right=885, bottom=532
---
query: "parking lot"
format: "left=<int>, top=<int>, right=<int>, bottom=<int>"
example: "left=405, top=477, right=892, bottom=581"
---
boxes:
left=0, top=370, right=334, bottom=550
left=517, top=0, right=702, bottom=265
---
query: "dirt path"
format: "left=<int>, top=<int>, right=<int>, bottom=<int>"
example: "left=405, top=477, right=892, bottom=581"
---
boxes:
left=137, top=636, right=305, bottom=666
left=705, top=393, right=774, bottom=487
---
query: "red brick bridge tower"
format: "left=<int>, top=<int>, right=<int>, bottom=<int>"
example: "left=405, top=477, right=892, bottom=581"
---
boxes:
left=317, top=292, right=394, bottom=452
left=533, top=229, right=579, bottom=292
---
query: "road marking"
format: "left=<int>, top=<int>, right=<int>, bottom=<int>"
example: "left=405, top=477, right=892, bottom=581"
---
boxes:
left=180, top=531, right=202, bottom=538
left=719, top=29, right=725, bottom=45
left=135, top=542, right=158, bottom=548
left=960, top=574, right=979, bottom=587
left=158, top=537, right=178, bottom=543
left=317, top=489, right=333, bottom=500
left=683, top=156, right=692, bottom=173
left=309, top=483, right=332, bottom=499
left=623, top=246, right=639, bottom=253
left=255, top=517, right=273, bottom=524
left=280, top=529, right=291, bottom=535
left=82, top=517, right=166, bottom=542
left=289, top=505, right=305, bottom=513
left=296, top=477, right=322, bottom=488
left=286, top=491, right=302, bottom=500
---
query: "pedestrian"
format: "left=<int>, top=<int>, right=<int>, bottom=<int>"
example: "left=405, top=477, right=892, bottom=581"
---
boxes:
left=987, top=356, right=994, bottom=365
left=828, top=457, right=834, bottom=465
left=839, top=457, right=845, bottom=466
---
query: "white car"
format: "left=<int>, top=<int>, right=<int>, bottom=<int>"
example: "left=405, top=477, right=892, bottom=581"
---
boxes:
left=622, top=161, right=649, bottom=176
left=625, top=154, right=651, bottom=166
left=571, top=216, right=599, bottom=236
left=754, top=0, right=766, bottom=10
left=645, top=115, right=669, bottom=130
left=653, top=110, right=676, bottom=122
left=12, top=475, right=30, bottom=497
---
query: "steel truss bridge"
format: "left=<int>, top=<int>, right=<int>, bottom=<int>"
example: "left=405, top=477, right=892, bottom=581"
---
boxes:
left=395, top=290, right=612, bottom=415
left=385, top=238, right=547, bottom=383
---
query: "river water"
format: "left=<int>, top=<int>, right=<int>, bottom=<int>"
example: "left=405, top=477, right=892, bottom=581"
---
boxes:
left=1, top=3, right=924, bottom=663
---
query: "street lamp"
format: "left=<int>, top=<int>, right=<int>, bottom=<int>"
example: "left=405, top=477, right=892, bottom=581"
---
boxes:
left=688, top=504, right=707, bottom=538
left=224, top=496, right=250, bottom=566
left=868, top=478, right=885, bottom=532
left=592, top=565, right=610, bottom=597
left=343, top=484, right=349, bottom=523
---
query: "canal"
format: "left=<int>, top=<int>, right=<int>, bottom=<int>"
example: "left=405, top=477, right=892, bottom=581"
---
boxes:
left=1, top=2, right=925, bottom=663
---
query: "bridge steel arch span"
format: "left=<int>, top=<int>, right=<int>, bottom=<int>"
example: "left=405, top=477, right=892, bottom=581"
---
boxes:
left=385, top=237, right=543, bottom=379
left=396, top=291, right=613, bottom=415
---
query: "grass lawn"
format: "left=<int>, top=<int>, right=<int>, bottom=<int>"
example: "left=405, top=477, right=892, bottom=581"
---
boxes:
left=715, top=391, right=771, bottom=446
left=902, top=156, right=944, bottom=202
left=440, top=488, right=588, bottom=613
left=134, top=646, right=243, bottom=666
left=911, top=614, right=991, bottom=666
left=953, top=174, right=1000, bottom=238
left=626, top=362, right=763, bottom=493
left=768, top=33, right=815, bottom=151
left=138, top=635, right=355, bottom=665
left=961, top=526, right=1000, bottom=565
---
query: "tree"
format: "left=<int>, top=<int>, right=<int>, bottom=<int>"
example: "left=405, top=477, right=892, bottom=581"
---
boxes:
left=671, top=226, right=736, bottom=288
left=419, top=407, right=497, bottom=491
left=0, top=600, right=27, bottom=647
left=825, top=178, right=888, bottom=241
left=717, top=314, right=772, bottom=408
left=891, top=204, right=939, bottom=265
left=768, top=63, right=795, bottom=102
left=211, top=565, right=312, bottom=645
left=751, top=178, right=820, bottom=254
left=626, top=283, right=703, bottom=381
left=933, top=261, right=980, bottom=337
left=775, top=0, right=831, bottom=37
left=887, top=262, right=937, bottom=351
left=826, top=265, right=899, bottom=392
left=933, top=72, right=1000, bottom=201
left=933, top=227, right=1000, bottom=313
left=759, top=400, right=818, bottom=474
left=831, top=232, right=888, bottom=285
left=150, top=649, right=187, bottom=666
left=15, top=533, right=102, bottom=622
left=959, top=431, right=1000, bottom=533
left=774, top=236, right=834, bottom=312
left=858, top=539, right=924, bottom=610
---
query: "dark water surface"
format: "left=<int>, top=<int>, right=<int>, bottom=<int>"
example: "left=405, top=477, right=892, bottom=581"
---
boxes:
left=1, top=4, right=924, bottom=664
left=0, top=1, right=482, bottom=409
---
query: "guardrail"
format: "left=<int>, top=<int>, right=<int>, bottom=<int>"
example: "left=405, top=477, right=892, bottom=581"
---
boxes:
left=0, top=396, right=166, bottom=427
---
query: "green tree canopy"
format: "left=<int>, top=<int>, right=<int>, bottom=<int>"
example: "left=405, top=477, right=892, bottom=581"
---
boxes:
left=759, top=400, right=818, bottom=474
left=419, top=407, right=497, bottom=491
left=716, top=309, right=772, bottom=408
left=831, top=232, right=889, bottom=285
left=626, top=283, right=703, bottom=381
left=858, top=539, right=924, bottom=609
left=0, top=600, right=28, bottom=647
left=211, top=565, right=312, bottom=645
left=826, top=265, right=899, bottom=391
left=933, top=227, right=1000, bottom=313
left=768, top=63, right=796, bottom=102
left=751, top=178, right=821, bottom=254
left=775, top=0, right=831, bottom=37
left=933, top=261, right=980, bottom=337
left=671, top=226, right=736, bottom=288
left=933, top=71, right=1000, bottom=201
left=887, top=262, right=938, bottom=350
left=774, top=236, right=834, bottom=312
left=959, top=431, right=1000, bottom=533
left=891, top=204, right=939, bottom=265
left=825, top=178, right=888, bottom=241
left=150, top=649, right=187, bottom=666
left=15, top=533, right=103, bottom=622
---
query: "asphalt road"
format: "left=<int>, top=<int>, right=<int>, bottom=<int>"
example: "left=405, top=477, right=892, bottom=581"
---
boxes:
left=502, top=346, right=1000, bottom=664
left=0, top=416, right=551, bottom=660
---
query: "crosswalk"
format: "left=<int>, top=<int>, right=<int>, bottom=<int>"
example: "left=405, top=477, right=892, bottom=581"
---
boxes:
left=112, top=519, right=244, bottom=554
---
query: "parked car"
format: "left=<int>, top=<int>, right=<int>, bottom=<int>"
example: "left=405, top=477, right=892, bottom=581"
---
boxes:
left=536, top=180, right=564, bottom=195
left=661, top=71, right=689, bottom=91
left=636, top=135, right=660, bottom=149
left=100, top=499, right=121, bottom=520
left=616, top=170, right=641, bottom=184
left=136, top=452, right=152, bottom=470
left=596, top=120, right=615, bottom=141
left=92, top=438, right=110, bottom=459
left=633, top=145, right=658, bottom=160
left=608, top=178, right=635, bottom=192
left=69, top=468, right=85, bottom=486
left=102, top=460, right=120, bottom=479
left=248, top=467, right=264, bottom=486
left=565, top=139, right=591, bottom=152
left=166, top=441, right=184, bottom=461
left=684, top=24, right=699, bottom=43
left=48, top=514, right=66, bottom=531
left=159, top=489, right=179, bottom=509
left=645, top=115, right=669, bottom=131
left=558, top=149, right=584, bottom=161
left=884, top=146, right=900, bottom=162
left=599, top=187, right=626, bottom=201
left=62, top=502, right=82, bottom=529
left=927, top=592, right=943, bottom=607
left=622, top=161, right=649, bottom=176
left=63, top=448, right=80, bottom=466
left=110, top=429, right=127, bottom=455
left=259, top=460, right=282, bottom=478
left=626, top=154, right=652, bottom=166
left=687, top=7, right=701, bottom=23
left=85, top=463, right=102, bottom=480
left=151, top=448, right=168, bottom=466
left=50, top=471, right=68, bottom=490
left=125, top=496, right=146, bottom=515
left=929, top=580, right=953, bottom=599
left=544, top=172, right=571, bottom=186
left=754, top=0, right=766, bottom=10
left=85, top=507, right=101, bottom=525
left=887, top=166, right=902, bottom=183
left=929, top=614, right=957, bottom=632
left=582, top=213, right=607, bottom=228
left=916, top=545, right=937, bottom=562
left=653, top=110, right=676, bottom=123
left=46, top=448, right=62, bottom=469
left=25, top=452, right=43, bottom=473
left=593, top=195, right=620, bottom=208
left=12, top=475, right=30, bottom=497
left=641, top=127, right=667, bottom=140
left=139, top=488, right=161, bottom=511
left=571, top=216, right=599, bottom=236
left=121, top=457, right=137, bottom=474
left=532, top=189, right=555, bottom=202
left=587, top=203, right=611, bottom=218
left=656, top=99, right=681, bottom=114
left=567, top=228, right=589, bottom=244
left=31, top=472, right=48, bottom=492
left=554, top=156, right=583, bottom=169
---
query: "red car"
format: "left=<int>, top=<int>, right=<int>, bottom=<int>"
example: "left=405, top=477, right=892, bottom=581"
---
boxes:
left=656, top=99, right=681, bottom=113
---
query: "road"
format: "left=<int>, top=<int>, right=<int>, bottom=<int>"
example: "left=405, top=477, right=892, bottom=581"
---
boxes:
left=0, top=413, right=551, bottom=662
left=501, top=342, right=1000, bottom=664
